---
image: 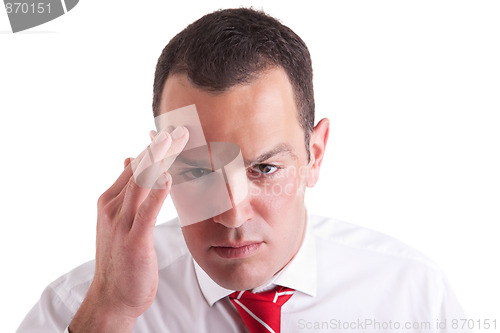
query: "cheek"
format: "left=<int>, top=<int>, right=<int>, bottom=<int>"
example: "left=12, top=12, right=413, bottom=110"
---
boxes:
left=250, top=169, right=306, bottom=217
left=251, top=174, right=307, bottom=264
left=181, top=224, right=208, bottom=256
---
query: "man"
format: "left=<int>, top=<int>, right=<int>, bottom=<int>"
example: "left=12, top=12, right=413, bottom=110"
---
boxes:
left=18, top=8, right=467, bottom=333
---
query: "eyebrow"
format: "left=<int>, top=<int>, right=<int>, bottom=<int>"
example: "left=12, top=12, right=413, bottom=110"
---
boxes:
left=244, top=143, right=298, bottom=166
left=172, top=143, right=298, bottom=168
left=174, top=154, right=212, bottom=168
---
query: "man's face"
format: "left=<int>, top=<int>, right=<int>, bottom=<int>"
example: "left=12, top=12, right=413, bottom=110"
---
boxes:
left=158, top=68, right=312, bottom=290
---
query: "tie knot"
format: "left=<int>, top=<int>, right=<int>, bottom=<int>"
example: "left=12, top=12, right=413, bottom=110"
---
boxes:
left=229, top=286, right=294, bottom=333
left=230, top=286, right=294, bottom=306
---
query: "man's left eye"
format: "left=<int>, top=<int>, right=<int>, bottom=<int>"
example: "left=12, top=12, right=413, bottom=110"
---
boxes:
left=254, top=164, right=279, bottom=175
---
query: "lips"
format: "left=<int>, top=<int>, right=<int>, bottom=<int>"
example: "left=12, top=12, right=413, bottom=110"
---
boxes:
left=212, top=242, right=263, bottom=259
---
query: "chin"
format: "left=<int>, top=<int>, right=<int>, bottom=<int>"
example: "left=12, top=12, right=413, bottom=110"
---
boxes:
left=216, top=276, right=268, bottom=291
left=212, top=263, right=272, bottom=291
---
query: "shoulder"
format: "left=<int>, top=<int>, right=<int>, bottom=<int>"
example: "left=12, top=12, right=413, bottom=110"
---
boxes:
left=307, top=215, right=467, bottom=320
left=41, top=259, right=95, bottom=314
left=308, top=214, right=452, bottom=297
left=308, top=214, right=439, bottom=269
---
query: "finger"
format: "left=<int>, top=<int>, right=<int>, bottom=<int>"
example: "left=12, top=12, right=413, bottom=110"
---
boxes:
left=101, top=159, right=135, bottom=203
left=132, top=131, right=173, bottom=189
left=168, top=126, right=188, bottom=152
left=130, top=172, right=172, bottom=237
left=131, top=126, right=188, bottom=189
left=133, top=126, right=189, bottom=189
left=160, top=126, right=190, bottom=170
left=111, top=131, right=170, bottom=217
left=105, top=141, right=156, bottom=201
left=149, top=130, right=157, bottom=142
left=124, top=157, right=134, bottom=169
left=113, top=151, right=147, bottom=210
left=121, top=131, right=173, bottom=219
left=141, top=126, right=189, bottom=182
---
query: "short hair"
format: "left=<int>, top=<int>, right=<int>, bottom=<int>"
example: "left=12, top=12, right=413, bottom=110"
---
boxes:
left=152, top=7, right=314, bottom=159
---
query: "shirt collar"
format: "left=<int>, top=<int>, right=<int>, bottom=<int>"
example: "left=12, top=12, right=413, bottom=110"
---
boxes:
left=193, top=219, right=317, bottom=306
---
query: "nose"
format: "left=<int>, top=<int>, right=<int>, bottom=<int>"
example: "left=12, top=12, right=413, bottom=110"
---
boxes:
left=212, top=195, right=254, bottom=228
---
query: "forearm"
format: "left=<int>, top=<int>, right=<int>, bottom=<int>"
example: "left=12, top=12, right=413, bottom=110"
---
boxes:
left=68, top=287, right=136, bottom=333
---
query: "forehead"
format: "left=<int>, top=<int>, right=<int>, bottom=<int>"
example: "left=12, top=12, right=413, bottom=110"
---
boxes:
left=158, top=68, right=305, bottom=159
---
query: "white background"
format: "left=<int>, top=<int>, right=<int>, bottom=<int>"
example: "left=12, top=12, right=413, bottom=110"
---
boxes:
left=1, top=1, right=499, bottom=331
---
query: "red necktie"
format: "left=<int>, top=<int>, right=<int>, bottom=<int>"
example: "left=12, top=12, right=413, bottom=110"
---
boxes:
left=229, top=286, right=294, bottom=333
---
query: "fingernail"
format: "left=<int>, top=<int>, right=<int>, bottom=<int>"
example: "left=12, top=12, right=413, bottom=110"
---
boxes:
left=154, top=130, right=168, bottom=143
left=157, top=172, right=172, bottom=187
left=171, top=126, right=185, bottom=139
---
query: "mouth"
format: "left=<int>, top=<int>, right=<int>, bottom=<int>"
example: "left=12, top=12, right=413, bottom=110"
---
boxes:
left=211, top=241, right=263, bottom=259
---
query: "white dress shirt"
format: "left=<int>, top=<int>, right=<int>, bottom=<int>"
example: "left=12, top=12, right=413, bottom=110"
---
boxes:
left=17, top=215, right=470, bottom=332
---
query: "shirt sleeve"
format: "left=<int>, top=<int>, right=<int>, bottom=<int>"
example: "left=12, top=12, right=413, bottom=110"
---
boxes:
left=16, top=284, right=74, bottom=333
left=434, top=269, right=472, bottom=333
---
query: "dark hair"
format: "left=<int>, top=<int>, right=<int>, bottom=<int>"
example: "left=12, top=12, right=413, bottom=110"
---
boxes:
left=152, top=7, right=314, bottom=159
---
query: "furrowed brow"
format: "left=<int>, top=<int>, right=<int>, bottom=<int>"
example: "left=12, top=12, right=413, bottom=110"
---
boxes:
left=244, top=143, right=298, bottom=166
left=174, top=155, right=212, bottom=168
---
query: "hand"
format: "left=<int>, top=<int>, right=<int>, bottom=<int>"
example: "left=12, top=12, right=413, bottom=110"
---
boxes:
left=69, top=127, right=189, bottom=333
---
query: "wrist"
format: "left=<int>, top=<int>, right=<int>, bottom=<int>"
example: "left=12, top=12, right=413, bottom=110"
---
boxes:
left=69, top=285, right=137, bottom=333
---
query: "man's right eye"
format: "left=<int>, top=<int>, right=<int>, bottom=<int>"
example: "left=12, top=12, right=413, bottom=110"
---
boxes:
left=180, top=168, right=213, bottom=181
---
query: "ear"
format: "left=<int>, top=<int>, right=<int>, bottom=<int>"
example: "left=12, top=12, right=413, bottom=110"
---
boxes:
left=306, top=118, right=330, bottom=187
